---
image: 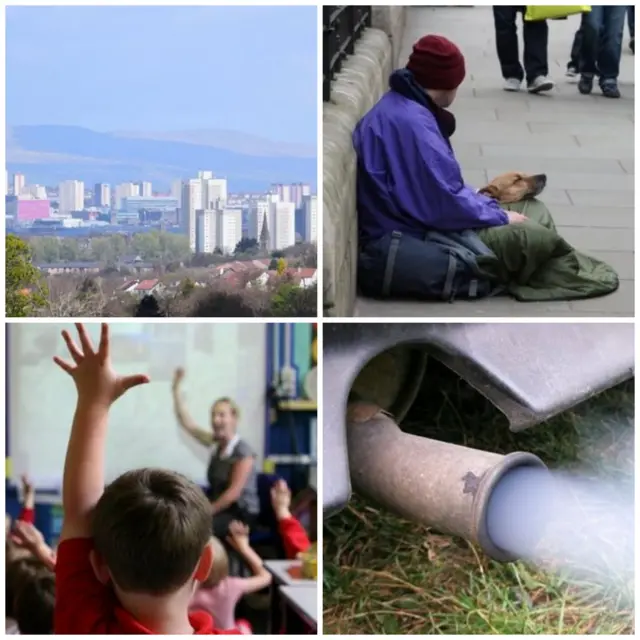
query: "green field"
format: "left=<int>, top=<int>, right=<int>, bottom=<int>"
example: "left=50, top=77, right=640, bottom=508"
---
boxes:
left=323, top=361, right=634, bottom=635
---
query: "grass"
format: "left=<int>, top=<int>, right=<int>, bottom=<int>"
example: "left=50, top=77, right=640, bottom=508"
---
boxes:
left=323, top=359, right=634, bottom=634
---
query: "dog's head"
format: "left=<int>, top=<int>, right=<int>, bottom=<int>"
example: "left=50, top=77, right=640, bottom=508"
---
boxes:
left=479, top=172, right=547, bottom=204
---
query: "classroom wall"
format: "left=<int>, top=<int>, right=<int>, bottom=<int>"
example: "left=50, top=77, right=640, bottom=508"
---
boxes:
left=6, top=322, right=317, bottom=545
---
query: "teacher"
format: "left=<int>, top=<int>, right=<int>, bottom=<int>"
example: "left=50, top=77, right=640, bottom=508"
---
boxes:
left=172, top=367, right=260, bottom=538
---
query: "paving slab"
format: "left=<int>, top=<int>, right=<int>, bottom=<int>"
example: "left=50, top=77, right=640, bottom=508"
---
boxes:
left=356, top=5, right=634, bottom=318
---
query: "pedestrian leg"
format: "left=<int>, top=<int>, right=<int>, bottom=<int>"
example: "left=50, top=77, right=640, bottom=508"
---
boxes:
left=579, top=6, right=604, bottom=94
left=522, top=12, right=552, bottom=92
left=493, top=6, right=524, bottom=90
left=567, top=24, right=583, bottom=77
left=597, top=6, right=627, bottom=97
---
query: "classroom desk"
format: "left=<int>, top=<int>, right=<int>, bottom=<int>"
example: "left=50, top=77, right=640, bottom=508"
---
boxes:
left=280, top=585, right=318, bottom=630
left=264, top=559, right=313, bottom=586
left=265, top=560, right=316, bottom=633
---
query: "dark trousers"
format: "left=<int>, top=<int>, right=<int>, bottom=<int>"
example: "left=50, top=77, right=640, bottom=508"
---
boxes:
left=628, top=5, right=635, bottom=39
left=493, top=6, right=549, bottom=84
left=580, top=5, right=627, bottom=81
left=568, top=25, right=584, bottom=69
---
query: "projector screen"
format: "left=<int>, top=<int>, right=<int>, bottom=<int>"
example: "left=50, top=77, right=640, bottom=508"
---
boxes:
left=8, top=322, right=267, bottom=489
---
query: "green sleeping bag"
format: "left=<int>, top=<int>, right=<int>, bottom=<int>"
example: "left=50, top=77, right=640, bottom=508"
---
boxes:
left=476, top=199, right=619, bottom=302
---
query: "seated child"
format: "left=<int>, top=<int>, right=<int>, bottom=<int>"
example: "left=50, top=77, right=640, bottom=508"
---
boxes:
left=191, top=521, right=272, bottom=633
left=14, top=565, right=55, bottom=634
left=6, top=476, right=36, bottom=567
left=52, top=323, right=239, bottom=634
left=6, top=475, right=56, bottom=634
left=6, top=556, right=55, bottom=634
left=271, top=480, right=311, bottom=559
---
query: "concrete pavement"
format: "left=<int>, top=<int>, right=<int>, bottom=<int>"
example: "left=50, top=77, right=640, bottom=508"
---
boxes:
left=356, top=6, right=634, bottom=317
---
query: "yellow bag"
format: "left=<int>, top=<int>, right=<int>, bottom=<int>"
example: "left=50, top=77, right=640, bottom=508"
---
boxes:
left=525, top=6, right=591, bottom=21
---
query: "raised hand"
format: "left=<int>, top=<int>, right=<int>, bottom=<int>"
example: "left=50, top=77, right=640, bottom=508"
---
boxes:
left=172, top=367, right=186, bottom=390
left=270, top=479, right=292, bottom=519
left=21, top=474, right=34, bottom=497
left=54, top=323, right=150, bottom=407
left=226, top=520, right=250, bottom=550
left=12, top=520, right=45, bottom=551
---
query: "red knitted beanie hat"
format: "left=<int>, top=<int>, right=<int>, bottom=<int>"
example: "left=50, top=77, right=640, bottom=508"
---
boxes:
left=406, top=34, right=466, bottom=91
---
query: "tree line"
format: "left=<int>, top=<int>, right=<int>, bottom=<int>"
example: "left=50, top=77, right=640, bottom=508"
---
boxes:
left=26, top=232, right=316, bottom=269
left=27, top=232, right=191, bottom=264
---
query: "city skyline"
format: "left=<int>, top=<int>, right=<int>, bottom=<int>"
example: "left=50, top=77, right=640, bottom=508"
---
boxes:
left=6, top=6, right=317, bottom=146
left=6, top=169, right=318, bottom=251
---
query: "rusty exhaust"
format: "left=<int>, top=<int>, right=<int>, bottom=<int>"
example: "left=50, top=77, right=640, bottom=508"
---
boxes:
left=347, top=405, right=548, bottom=562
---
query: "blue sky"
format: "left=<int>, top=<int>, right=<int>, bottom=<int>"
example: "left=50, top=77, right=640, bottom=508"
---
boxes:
left=6, top=6, right=317, bottom=145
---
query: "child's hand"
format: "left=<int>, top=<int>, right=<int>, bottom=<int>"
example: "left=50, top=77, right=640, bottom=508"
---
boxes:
left=12, top=520, right=45, bottom=552
left=227, top=520, right=250, bottom=550
left=21, top=475, right=34, bottom=498
left=54, top=323, right=150, bottom=407
left=172, top=367, right=185, bottom=391
left=271, top=479, right=292, bottom=519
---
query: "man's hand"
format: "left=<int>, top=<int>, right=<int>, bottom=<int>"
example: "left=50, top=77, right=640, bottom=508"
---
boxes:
left=54, top=323, right=149, bottom=408
left=271, top=479, right=292, bottom=520
left=172, top=367, right=185, bottom=392
left=227, top=520, right=250, bottom=550
left=507, top=211, right=528, bottom=224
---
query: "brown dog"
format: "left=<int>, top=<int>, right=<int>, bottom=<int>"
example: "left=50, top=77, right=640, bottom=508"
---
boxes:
left=478, top=172, right=547, bottom=204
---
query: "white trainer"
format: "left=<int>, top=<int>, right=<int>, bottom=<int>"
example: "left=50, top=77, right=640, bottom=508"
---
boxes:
left=503, top=77, right=522, bottom=92
left=527, top=75, right=555, bottom=94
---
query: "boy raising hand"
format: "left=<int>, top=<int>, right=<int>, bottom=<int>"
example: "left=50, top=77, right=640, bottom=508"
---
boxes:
left=54, top=324, right=235, bottom=634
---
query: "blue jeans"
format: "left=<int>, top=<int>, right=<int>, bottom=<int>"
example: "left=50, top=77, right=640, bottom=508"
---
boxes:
left=580, top=6, right=627, bottom=81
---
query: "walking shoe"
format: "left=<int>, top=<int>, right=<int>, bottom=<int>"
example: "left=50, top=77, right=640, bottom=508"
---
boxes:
left=578, top=73, right=594, bottom=94
left=503, top=77, right=522, bottom=92
left=565, top=65, right=578, bottom=78
left=630, top=38, right=635, bottom=54
left=600, top=80, right=621, bottom=98
left=527, top=75, right=554, bottom=93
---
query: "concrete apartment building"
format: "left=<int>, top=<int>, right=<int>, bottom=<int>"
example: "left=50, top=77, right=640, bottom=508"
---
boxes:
left=58, top=180, right=85, bottom=214
left=181, top=171, right=229, bottom=251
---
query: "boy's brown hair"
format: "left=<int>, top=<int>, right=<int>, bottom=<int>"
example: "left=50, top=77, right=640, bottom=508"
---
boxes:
left=91, top=468, right=212, bottom=595
left=14, top=569, right=55, bottom=634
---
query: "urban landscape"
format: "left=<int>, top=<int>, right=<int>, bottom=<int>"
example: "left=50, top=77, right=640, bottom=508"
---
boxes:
left=6, top=6, right=317, bottom=317
left=6, top=172, right=318, bottom=317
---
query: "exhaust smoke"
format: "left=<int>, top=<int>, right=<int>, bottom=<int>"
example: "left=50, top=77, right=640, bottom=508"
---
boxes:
left=486, top=464, right=634, bottom=588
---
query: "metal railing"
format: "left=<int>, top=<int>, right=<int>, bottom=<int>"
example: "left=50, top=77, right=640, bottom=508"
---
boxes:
left=323, top=6, right=372, bottom=102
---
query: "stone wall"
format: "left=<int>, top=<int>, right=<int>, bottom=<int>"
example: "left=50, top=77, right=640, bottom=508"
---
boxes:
left=323, top=6, right=407, bottom=317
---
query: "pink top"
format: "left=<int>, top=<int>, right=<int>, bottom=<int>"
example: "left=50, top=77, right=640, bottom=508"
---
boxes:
left=6, top=618, right=19, bottom=634
left=190, top=577, right=248, bottom=630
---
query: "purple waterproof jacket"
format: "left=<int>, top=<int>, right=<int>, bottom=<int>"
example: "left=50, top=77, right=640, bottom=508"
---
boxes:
left=353, top=91, right=508, bottom=243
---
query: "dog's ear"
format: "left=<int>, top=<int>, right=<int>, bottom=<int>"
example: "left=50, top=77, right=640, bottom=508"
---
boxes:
left=478, top=184, right=500, bottom=198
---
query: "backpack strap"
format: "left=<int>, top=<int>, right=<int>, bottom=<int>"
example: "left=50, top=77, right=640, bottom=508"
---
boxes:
left=381, top=231, right=402, bottom=297
left=442, top=254, right=457, bottom=301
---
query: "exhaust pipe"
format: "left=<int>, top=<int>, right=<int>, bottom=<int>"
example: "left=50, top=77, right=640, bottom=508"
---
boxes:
left=347, top=405, right=549, bottom=562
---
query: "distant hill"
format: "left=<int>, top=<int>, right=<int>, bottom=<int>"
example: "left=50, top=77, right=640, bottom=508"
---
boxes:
left=6, top=125, right=317, bottom=192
